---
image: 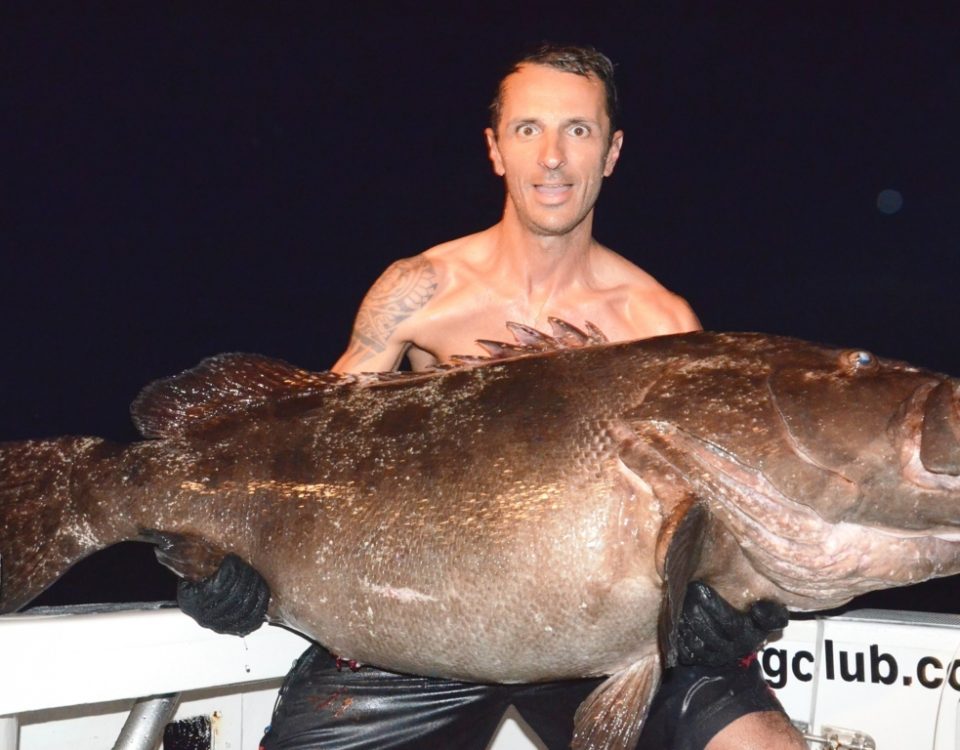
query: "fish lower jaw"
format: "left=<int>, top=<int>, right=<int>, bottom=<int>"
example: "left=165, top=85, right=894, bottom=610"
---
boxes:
left=737, top=522, right=960, bottom=604
left=688, top=448, right=960, bottom=603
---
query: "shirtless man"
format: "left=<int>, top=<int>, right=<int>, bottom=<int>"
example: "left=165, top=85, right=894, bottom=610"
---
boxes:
left=334, top=59, right=694, bottom=372
left=181, top=45, right=806, bottom=750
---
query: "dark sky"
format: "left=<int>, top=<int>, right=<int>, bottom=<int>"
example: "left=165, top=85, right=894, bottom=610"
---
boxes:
left=3, top=3, right=960, bottom=611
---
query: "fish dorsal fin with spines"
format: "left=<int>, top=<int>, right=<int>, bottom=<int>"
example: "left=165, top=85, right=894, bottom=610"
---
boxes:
left=450, top=318, right=608, bottom=365
left=131, top=353, right=466, bottom=439
left=132, top=320, right=606, bottom=439
left=131, top=354, right=355, bottom=439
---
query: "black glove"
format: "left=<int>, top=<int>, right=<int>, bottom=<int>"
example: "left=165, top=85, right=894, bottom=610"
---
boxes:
left=177, top=554, right=271, bottom=636
left=675, top=581, right=788, bottom=667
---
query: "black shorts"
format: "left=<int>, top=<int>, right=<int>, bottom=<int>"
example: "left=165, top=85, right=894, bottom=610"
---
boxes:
left=637, top=657, right=786, bottom=750
left=260, top=646, right=784, bottom=750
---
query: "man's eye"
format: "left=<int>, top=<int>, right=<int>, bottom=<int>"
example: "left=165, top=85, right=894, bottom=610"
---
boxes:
left=570, top=124, right=590, bottom=137
left=517, top=124, right=538, bottom=137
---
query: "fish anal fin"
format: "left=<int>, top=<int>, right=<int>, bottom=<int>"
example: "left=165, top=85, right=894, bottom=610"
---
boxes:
left=655, top=498, right=708, bottom=668
left=143, top=531, right=229, bottom=581
left=571, top=655, right=660, bottom=750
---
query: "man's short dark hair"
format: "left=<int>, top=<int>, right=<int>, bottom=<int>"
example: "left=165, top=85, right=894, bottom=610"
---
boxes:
left=489, top=43, right=620, bottom=138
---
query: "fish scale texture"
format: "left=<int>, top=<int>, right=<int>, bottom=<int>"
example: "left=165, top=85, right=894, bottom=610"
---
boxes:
left=3, top=330, right=960, bottom=749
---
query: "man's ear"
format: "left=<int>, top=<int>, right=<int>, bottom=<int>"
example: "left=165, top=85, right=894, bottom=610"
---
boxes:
left=603, top=130, right=624, bottom=177
left=485, top=127, right=506, bottom=177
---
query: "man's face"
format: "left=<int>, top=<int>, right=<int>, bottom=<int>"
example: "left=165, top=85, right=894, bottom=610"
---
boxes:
left=485, top=64, right=623, bottom=238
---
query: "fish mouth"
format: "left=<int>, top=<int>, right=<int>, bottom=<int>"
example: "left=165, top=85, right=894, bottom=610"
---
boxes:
left=919, top=380, right=960, bottom=475
left=900, top=380, right=960, bottom=489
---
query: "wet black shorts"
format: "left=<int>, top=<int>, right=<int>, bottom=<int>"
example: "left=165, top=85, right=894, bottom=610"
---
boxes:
left=260, top=646, right=784, bottom=750
left=637, top=657, right=786, bottom=750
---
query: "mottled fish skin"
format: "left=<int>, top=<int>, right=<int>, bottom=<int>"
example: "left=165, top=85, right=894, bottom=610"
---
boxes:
left=2, top=328, right=960, bottom=749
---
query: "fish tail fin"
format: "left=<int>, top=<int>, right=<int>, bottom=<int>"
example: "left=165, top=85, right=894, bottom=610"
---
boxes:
left=0, top=436, right=118, bottom=612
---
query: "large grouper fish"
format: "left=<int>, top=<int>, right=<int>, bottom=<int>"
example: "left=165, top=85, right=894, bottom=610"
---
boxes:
left=3, top=321, right=960, bottom=749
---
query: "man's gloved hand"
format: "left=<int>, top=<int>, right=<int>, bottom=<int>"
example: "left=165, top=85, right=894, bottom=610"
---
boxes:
left=675, top=581, right=788, bottom=667
left=177, top=554, right=271, bottom=636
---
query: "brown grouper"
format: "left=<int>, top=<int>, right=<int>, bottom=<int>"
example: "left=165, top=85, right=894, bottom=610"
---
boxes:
left=3, top=323, right=960, bottom=749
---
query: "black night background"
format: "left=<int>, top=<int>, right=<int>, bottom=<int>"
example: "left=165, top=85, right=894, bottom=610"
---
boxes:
left=3, top=3, right=959, bottom=613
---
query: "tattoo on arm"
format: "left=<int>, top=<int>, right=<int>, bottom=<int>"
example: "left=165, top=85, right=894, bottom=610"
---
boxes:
left=344, top=257, right=438, bottom=363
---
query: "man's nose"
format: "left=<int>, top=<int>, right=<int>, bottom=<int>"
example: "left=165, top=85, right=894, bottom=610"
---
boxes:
left=538, top=133, right=566, bottom=170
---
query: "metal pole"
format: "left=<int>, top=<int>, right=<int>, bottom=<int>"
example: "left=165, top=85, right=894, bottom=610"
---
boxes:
left=0, top=717, right=18, bottom=750
left=113, top=693, right=180, bottom=750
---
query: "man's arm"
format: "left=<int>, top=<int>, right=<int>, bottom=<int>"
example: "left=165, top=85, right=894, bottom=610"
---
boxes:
left=638, top=582, right=795, bottom=749
left=179, top=256, right=438, bottom=634
left=332, top=255, right=439, bottom=373
left=617, top=282, right=702, bottom=340
left=670, top=293, right=702, bottom=334
left=643, top=289, right=702, bottom=336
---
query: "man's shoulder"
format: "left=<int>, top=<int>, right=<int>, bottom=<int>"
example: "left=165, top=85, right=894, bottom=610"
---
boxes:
left=364, top=254, right=440, bottom=311
left=373, top=229, right=491, bottom=304
left=420, top=227, right=495, bottom=268
left=358, top=229, right=493, bottom=335
left=591, top=244, right=669, bottom=291
left=591, top=245, right=701, bottom=334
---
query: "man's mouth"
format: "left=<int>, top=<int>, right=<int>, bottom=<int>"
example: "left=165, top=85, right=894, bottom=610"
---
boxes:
left=534, top=183, right=573, bottom=197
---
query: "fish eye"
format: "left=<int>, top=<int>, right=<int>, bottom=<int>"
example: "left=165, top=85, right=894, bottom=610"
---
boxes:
left=839, top=349, right=878, bottom=374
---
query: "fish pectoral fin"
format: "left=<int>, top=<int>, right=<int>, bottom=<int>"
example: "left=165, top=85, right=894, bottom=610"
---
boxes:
left=656, top=497, right=708, bottom=669
left=571, top=656, right=660, bottom=750
left=143, top=531, right=229, bottom=581
left=616, top=429, right=710, bottom=668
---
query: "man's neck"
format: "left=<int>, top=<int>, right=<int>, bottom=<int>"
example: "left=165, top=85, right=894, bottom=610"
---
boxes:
left=490, top=207, right=597, bottom=297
